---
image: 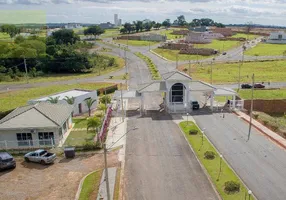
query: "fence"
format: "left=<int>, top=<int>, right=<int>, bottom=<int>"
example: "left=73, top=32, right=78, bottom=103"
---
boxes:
left=0, top=139, right=57, bottom=150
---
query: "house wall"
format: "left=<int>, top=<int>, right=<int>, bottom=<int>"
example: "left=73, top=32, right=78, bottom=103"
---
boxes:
left=186, top=32, right=212, bottom=44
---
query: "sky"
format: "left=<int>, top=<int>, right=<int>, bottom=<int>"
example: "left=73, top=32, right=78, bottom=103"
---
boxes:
left=0, top=0, right=286, bottom=26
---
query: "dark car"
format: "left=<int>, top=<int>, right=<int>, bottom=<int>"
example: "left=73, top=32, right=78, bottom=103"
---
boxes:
left=241, top=84, right=252, bottom=89
left=191, top=101, right=200, bottom=110
left=253, top=83, right=265, bottom=89
left=0, top=152, right=16, bottom=171
left=222, top=52, right=227, bottom=55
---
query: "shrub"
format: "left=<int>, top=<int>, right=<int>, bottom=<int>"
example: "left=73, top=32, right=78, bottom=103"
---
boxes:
left=224, top=181, right=240, bottom=194
left=263, top=120, right=269, bottom=126
left=204, top=151, right=215, bottom=160
left=253, top=114, right=259, bottom=119
left=272, top=125, right=279, bottom=131
left=82, top=141, right=98, bottom=151
left=189, top=129, right=198, bottom=135
left=100, top=95, right=111, bottom=104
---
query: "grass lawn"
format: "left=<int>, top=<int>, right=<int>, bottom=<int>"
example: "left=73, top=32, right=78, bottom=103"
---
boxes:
left=0, top=32, right=10, bottom=41
left=179, top=121, right=254, bottom=200
left=153, top=48, right=212, bottom=61
left=238, top=88, right=286, bottom=100
left=101, top=29, right=120, bottom=38
left=113, top=168, right=121, bottom=200
left=64, top=130, right=96, bottom=146
left=0, top=55, right=125, bottom=85
left=179, top=60, right=286, bottom=84
left=114, top=39, right=159, bottom=46
left=0, top=82, right=113, bottom=112
left=197, top=40, right=241, bottom=52
left=73, top=118, right=88, bottom=128
left=231, top=33, right=259, bottom=40
left=245, top=43, right=286, bottom=56
left=159, top=29, right=185, bottom=40
left=79, top=170, right=103, bottom=200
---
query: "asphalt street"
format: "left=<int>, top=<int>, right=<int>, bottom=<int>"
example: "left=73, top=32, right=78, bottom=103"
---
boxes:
left=193, top=111, right=286, bottom=200
left=125, top=109, right=218, bottom=200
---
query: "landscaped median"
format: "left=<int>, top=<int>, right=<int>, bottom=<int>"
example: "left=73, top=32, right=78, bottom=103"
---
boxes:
left=134, top=52, right=161, bottom=80
left=179, top=121, right=255, bottom=200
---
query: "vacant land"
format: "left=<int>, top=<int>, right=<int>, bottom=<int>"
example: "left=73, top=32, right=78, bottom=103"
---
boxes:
left=0, top=83, right=113, bottom=112
left=153, top=40, right=240, bottom=61
left=0, top=55, right=125, bottom=85
left=245, top=43, right=286, bottom=56
left=179, top=60, right=286, bottom=83
left=179, top=121, right=254, bottom=200
left=114, top=39, right=159, bottom=46
left=101, top=29, right=120, bottom=38
left=0, top=152, right=118, bottom=200
left=231, top=33, right=259, bottom=40
left=239, top=88, right=286, bottom=100
left=159, top=29, right=185, bottom=40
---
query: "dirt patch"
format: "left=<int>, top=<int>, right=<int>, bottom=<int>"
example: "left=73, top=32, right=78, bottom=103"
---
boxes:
left=0, top=151, right=119, bottom=200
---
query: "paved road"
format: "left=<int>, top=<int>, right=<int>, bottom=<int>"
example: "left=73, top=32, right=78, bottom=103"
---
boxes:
left=215, top=82, right=286, bottom=89
left=192, top=111, right=286, bottom=200
left=125, top=109, right=218, bottom=200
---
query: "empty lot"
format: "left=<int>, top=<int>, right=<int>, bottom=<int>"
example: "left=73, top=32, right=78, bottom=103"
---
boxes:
left=0, top=151, right=118, bottom=200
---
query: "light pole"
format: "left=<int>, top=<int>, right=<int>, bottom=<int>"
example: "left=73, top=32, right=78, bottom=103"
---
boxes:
left=199, top=130, right=205, bottom=151
left=217, top=154, right=223, bottom=181
left=248, top=190, right=252, bottom=200
left=176, top=53, right=178, bottom=69
left=247, top=73, right=255, bottom=141
left=185, top=113, right=189, bottom=127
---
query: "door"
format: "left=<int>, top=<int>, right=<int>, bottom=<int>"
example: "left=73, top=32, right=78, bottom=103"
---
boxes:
left=78, top=103, right=82, bottom=114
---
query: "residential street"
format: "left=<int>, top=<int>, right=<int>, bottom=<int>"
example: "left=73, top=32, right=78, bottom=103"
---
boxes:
left=193, top=111, right=286, bottom=200
left=125, top=109, right=218, bottom=200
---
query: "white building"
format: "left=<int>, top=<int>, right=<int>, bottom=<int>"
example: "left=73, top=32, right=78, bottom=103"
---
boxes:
left=0, top=102, right=73, bottom=149
left=28, top=89, right=98, bottom=116
left=114, top=14, right=119, bottom=27
left=65, top=23, right=82, bottom=29
left=266, top=31, right=286, bottom=44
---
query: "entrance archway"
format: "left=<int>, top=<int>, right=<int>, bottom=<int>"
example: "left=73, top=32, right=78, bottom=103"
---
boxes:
left=169, top=83, right=185, bottom=103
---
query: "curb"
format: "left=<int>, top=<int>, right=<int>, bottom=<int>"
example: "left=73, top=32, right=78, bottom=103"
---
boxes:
left=149, top=50, right=173, bottom=62
left=233, top=112, right=286, bottom=150
left=74, top=169, right=102, bottom=200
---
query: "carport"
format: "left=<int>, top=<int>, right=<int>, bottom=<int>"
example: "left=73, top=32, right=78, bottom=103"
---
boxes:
left=213, top=87, right=242, bottom=110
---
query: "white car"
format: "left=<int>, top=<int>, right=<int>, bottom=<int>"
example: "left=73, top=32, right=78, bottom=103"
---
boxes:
left=24, top=149, right=56, bottom=164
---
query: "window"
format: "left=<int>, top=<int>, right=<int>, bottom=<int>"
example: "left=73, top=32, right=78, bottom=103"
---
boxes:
left=16, top=133, right=33, bottom=146
left=170, top=83, right=185, bottom=103
left=278, top=34, right=282, bottom=40
left=38, top=132, right=54, bottom=146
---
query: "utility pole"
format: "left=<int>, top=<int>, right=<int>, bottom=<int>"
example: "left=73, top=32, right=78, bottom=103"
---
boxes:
left=188, top=59, right=191, bottom=76
left=210, top=60, right=213, bottom=85
left=247, top=73, right=254, bottom=141
left=120, top=83, right=124, bottom=121
left=176, top=53, right=178, bottom=69
left=238, top=45, right=245, bottom=91
left=103, top=143, right=111, bottom=200
left=24, top=57, right=28, bottom=84
left=149, top=40, right=151, bottom=51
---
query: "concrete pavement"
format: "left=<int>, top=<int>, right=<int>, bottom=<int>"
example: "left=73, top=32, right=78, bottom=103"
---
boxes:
left=192, top=111, right=286, bottom=200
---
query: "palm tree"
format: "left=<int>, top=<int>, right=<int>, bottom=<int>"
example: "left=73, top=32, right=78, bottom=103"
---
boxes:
left=64, top=96, right=75, bottom=105
left=47, top=96, right=59, bottom=104
left=87, top=116, right=101, bottom=132
left=85, top=98, right=97, bottom=116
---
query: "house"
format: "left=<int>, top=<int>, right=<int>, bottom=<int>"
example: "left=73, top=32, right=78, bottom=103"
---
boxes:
left=98, top=22, right=115, bottom=30
left=189, top=26, right=208, bottom=32
left=212, top=28, right=233, bottom=37
left=266, top=31, right=286, bottom=44
left=28, top=89, right=98, bottom=116
left=0, top=102, right=73, bottom=149
left=185, top=32, right=212, bottom=44
left=65, top=23, right=82, bottom=29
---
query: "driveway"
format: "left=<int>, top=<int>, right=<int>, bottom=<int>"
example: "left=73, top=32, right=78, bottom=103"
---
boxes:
left=0, top=152, right=119, bottom=200
left=193, top=111, right=286, bottom=200
left=124, top=110, right=218, bottom=200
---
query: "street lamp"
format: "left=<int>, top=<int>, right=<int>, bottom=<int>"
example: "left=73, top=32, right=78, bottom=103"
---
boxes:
left=248, top=190, right=252, bottom=200
left=217, top=154, right=223, bottom=181
left=186, top=113, right=189, bottom=126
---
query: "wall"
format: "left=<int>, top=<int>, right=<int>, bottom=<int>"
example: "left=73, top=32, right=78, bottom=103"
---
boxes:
left=244, top=99, right=286, bottom=113
left=179, top=47, right=217, bottom=56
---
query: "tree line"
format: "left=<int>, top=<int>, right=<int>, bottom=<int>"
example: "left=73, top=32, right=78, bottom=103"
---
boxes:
left=0, top=25, right=116, bottom=82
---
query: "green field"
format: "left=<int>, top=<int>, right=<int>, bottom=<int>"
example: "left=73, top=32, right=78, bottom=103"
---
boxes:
left=101, top=28, right=120, bottom=38
left=180, top=60, right=286, bottom=84
left=197, top=40, right=241, bottom=52
left=114, top=39, right=159, bottom=46
left=231, top=33, right=259, bottom=40
left=0, top=83, right=113, bottom=112
left=0, top=55, right=125, bottom=85
left=73, top=118, right=88, bottom=128
left=79, top=170, right=103, bottom=200
left=0, top=32, right=11, bottom=41
left=64, top=130, right=96, bottom=146
left=159, top=29, right=185, bottom=40
left=179, top=121, right=254, bottom=200
left=239, top=89, right=286, bottom=100
left=245, top=43, right=286, bottom=56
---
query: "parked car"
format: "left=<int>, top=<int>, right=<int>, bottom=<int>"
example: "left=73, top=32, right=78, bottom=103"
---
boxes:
left=241, top=84, right=252, bottom=89
left=191, top=101, right=200, bottom=110
left=222, top=52, right=227, bottom=55
left=0, top=152, right=16, bottom=171
left=253, top=83, right=265, bottom=89
left=24, top=149, right=56, bottom=165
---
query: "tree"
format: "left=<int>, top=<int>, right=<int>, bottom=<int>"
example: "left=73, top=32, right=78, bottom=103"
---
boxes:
left=51, top=29, right=80, bottom=45
left=143, top=22, right=153, bottom=31
left=120, top=28, right=127, bottom=34
left=162, top=19, right=171, bottom=28
left=87, top=116, right=101, bottom=132
left=47, top=96, right=60, bottom=104
left=245, top=21, right=254, bottom=34
left=200, top=18, right=214, bottom=26
left=85, top=98, right=97, bottom=116
left=1, top=24, right=20, bottom=39
left=123, top=23, right=133, bottom=34
left=154, top=23, right=161, bottom=30
left=97, top=104, right=107, bottom=112
left=100, top=95, right=111, bottom=104
left=84, top=25, right=105, bottom=38
left=177, top=15, right=187, bottom=26
left=215, top=23, right=225, bottom=28
left=133, top=21, right=143, bottom=32
left=64, top=96, right=75, bottom=105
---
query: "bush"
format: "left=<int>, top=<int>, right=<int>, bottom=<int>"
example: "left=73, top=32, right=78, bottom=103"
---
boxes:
left=253, top=114, right=259, bottom=119
left=263, top=120, right=269, bottom=126
left=189, top=129, right=198, bottom=135
left=100, top=95, right=111, bottom=104
left=82, top=141, right=98, bottom=151
left=204, top=151, right=216, bottom=160
left=224, top=181, right=240, bottom=194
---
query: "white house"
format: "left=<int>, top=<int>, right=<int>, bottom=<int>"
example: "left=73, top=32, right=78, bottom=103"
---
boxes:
left=65, top=23, right=82, bottom=29
left=0, top=102, right=73, bottom=149
left=266, top=31, right=286, bottom=44
left=28, top=89, right=98, bottom=116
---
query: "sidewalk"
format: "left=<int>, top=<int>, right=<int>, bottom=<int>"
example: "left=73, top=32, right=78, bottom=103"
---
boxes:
left=105, top=117, right=127, bottom=149
left=97, top=167, right=117, bottom=200
left=235, top=111, right=286, bottom=149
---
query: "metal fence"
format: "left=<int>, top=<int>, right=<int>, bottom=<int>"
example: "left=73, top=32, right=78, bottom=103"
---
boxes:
left=0, top=139, right=58, bottom=150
